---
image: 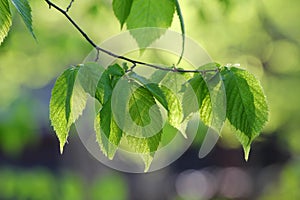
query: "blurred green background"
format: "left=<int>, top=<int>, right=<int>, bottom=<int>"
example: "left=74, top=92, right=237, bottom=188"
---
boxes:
left=0, top=0, right=299, bottom=199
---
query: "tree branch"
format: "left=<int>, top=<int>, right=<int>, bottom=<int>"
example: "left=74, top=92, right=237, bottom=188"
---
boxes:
left=44, top=0, right=218, bottom=75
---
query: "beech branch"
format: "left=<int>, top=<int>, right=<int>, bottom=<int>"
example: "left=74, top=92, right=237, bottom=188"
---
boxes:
left=45, top=0, right=219, bottom=75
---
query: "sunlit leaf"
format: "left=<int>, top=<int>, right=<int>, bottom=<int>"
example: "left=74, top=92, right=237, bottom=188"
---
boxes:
left=95, top=99, right=122, bottom=159
left=183, top=72, right=225, bottom=127
left=161, top=86, right=183, bottom=129
left=77, top=62, right=104, bottom=99
left=0, top=0, right=12, bottom=44
left=93, top=64, right=125, bottom=159
left=112, top=0, right=133, bottom=29
left=129, top=72, right=168, bottom=110
left=182, top=74, right=208, bottom=119
left=128, top=83, right=162, bottom=133
left=159, top=72, right=186, bottom=135
left=50, top=67, right=87, bottom=153
left=96, top=64, right=124, bottom=104
left=126, top=0, right=175, bottom=48
left=11, top=0, right=35, bottom=39
left=125, top=132, right=161, bottom=172
left=221, top=67, right=269, bottom=160
left=108, top=76, right=163, bottom=171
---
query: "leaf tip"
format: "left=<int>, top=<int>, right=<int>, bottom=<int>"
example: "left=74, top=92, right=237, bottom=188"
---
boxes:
left=142, top=154, right=153, bottom=172
left=59, top=143, right=65, bottom=154
left=107, top=153, right=116, bottom=160
left=243, top=145, right=251, bottom=161
left=181, top=131, right=187, bottom=139
left=59, top=137, right=68, bottom=154
left=120, top=23, right=125, bottom=30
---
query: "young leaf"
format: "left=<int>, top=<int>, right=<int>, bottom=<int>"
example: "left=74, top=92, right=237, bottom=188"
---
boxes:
left=95, top=99, right=123, bottom=159
left=93, top=64, right=125, bottom=159
left=50, top=67, right=87, bottom=153
left=159, top=73, right=187, bottom=135
left=129, top=72, right=169, bottom=111
left=77, top=62, right=105, bottom=99
left=150, top=70, right=169, bottom=83
left=125, top=132, right=162, bottom=172
left=182, top=74, right=208, bottom=119
left=125, top=133, right=162, bottom=155
left=183, top=72, right=226, bottom=129
left=107, top=63, right=125, bottom=77
left=112, top=0, right=133, bottom=29
left=96, top=70, right=112, bottom=105
left=126, top=0, right=175, bottom=48
left=221, top=67, right=268, bottom=160
left=0, top=0, right=12, bottom=45
left=11, top=0, right=35, bottom=39
left=128, top=83, right=163, bottom=137
left=161, top=85, right=183, bottom=130
left=96, top=64, right=124, bottom=104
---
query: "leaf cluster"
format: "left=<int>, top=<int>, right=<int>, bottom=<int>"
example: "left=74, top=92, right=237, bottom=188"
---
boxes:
left=0, top=0, right=270, bottom=171
left=50, top=62, right=268, bottom=171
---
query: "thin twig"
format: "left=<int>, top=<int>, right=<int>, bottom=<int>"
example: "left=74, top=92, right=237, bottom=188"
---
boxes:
left=44, top=0, right=219, bottom=75
left=94, top=49, right=100, bottom=62
left=66, top=0, right=75, bottom=12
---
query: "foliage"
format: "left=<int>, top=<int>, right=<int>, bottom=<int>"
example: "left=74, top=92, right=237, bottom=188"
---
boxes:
left=0, top=0, right=34, bottom=44
left=220, top=66, right=269, bottom=160
left=0, top=0, right=269, bottom=171
left=49, top=62, right=268, bottom=170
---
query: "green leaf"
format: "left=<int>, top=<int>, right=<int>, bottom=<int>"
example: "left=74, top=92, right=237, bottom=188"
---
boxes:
left=112, top=0, right=133, bottom=29
left=11, top=0, right=35, bottom=39
left=50, top=67, right=87, bottom=153
left=183, top=73, right=225, bottom=127
left=107, top=63, right=125, bottom=77
left=109, top=77, right=163, bottom=171
left=96, top=64, right=124, bottom=104
left=182, top=63, right=226, bottom=131
left=128, top=83, right=163, bottom=134
left=182, top=74, right=208, bottom=120
left=96, top=70, right=112, bottom=105
left=221, top=67, right=269, bottom=160
left=125, top=133, right=162, bottom=155
left=125, top=132, right=162, bottom=172
left=126, top=0, right=175, bottom=48
left=159, top=72, right=186, bottom=134
left=77, top=62, right=105, bottom=99
left=161, top=85, right=183, bottom=130
left=95, top=99, right=123, bottom=159
left=160, top=122, right=178, bottom=147
left=150, top=70, right=169, bottom=83
left=93, top=64, right=125, bottom=159
left=129, top=72, right=169, bottom=110
left=0, top=0, right=12, bottom=45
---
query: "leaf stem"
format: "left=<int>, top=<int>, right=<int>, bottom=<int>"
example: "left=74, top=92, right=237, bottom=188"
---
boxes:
left=174, top=0, right=185, bottom=65
left=44, top=0, right=217, bottom=75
